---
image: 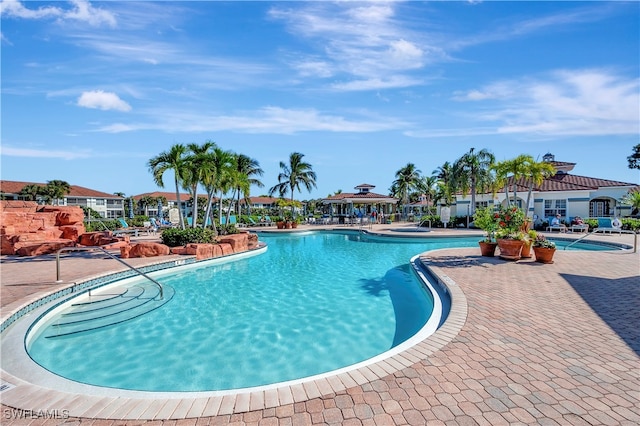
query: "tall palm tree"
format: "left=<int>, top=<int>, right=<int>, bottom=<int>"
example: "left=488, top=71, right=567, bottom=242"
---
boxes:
left=45, top=180, right=71, bottom=205
left=201, top=146, right=236, bottom=232
left=234, top=154, right=264, bottom=216
left=391, top=163, right=422, bottom=219
left=183, top=141, right=217, bottom=228
left=415, top=175, right=438, bottom=214
left=453, top=148, right=495, bottom=215
left=269, top=152, right=317, bottom=217
left=432, top=161, right=456, bottom=206
left=492, top=154, right=531, bottom=208
left=148, top=144, right=188, bottom=229
left=522, top=157, right=556, bottom=215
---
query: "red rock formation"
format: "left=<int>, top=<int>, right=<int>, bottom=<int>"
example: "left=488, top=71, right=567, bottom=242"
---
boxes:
left=0, top=201, right=86, bottom=256
left=218, top=234, right=249, bottom=252
left=120, top=242, right=170, bottom=259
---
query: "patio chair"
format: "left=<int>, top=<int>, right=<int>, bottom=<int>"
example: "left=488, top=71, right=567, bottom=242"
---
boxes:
left=546, top=217, right=567, bottom=233
left=114, top=218, right=141, bottom=237
left=144, top=220, right=157, bottom=235
left=596, top=217, right=622, bottom=234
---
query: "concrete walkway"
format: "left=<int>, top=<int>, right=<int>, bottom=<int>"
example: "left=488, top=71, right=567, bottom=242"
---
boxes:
left=1, top=226, right=638, bottom=425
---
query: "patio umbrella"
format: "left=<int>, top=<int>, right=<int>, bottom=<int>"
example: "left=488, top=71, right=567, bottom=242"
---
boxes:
left=128, top=198, right=134, bottom=219
left=157, top=200, right=163, bottom=220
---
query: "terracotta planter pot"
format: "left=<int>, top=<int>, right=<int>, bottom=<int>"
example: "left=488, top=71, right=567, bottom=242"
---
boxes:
left=276, top=221, right=285, bottom=229
left=497, top=239, right=524, bottom=260
left=534, top=246, right=556, bottom=264
left=478, top=241, right=498, bottom=257
left=521, top=242, right=533, bottom=258
left=291, top=222, right=298, bottom=229
left=285, top=222, right=292, bottom=229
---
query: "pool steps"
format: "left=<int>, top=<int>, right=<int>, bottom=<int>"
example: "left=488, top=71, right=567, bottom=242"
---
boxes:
left=42, top=282, right=174, bottom=339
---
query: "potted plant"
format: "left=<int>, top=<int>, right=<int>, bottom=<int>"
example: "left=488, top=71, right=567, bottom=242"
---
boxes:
left=473, top=206, right=498, bottom=257
left=521, top=229, right=537, bottom=259
left=495, top=205, right=526, bottom=260
left=533, top=234, right=556, bottom=264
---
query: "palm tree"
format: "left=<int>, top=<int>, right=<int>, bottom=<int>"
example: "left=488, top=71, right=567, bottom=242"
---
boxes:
left=415, top=175, right=438, bottom=214
left=432, top=161, right=456, bottom=206
left=492, top=154, right=530, bottom=207
left=45, top=180, right=71, bottom=205
left=138, top=195, right=156, bottom=216
left=269, top=152, right=317, bottom=218
left=19, top=184, right=44, bottom=202
left=453, top=148, right=495, bottom=216
left=522, top=157, right=556, bottom=215
left=201, top=146, right=236, bottom=232
left=148, top=144, right=188, bottom=229
left=621, top=190, right=640, bottom=215
left=234, top=154, right=264, bottom=216
left=391, top=163, right=422, bottom=219
left=183, top=141, right=217, bottom=228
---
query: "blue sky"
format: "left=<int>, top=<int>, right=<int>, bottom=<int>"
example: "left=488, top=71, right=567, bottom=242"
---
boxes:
left=1, top=0, right=639, bottom=199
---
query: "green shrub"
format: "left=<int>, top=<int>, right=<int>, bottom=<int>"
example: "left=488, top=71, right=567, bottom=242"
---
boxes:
left=621, top=218, right=640, bottom=232
left=218, top=224, right=239, bottom=235
left=161, top=227, right=217, bottom=247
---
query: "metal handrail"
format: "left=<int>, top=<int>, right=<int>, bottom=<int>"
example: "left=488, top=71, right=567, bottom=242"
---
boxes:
left=417, top=219, right=432, bottom=229
left=55, top=247, right=164, bottom=299
left=563, top=228, right=637, bottom=253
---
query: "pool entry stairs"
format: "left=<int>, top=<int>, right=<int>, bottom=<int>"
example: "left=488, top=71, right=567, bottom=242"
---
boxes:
left=43, top=281, right=174, bottom=339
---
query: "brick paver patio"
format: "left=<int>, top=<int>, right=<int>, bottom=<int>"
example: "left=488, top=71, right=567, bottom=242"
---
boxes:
left=1, top=228, right=638, bottom=425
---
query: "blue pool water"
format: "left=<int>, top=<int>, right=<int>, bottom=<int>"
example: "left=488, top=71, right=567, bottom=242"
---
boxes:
left=26, top=232, right=613, bottom=392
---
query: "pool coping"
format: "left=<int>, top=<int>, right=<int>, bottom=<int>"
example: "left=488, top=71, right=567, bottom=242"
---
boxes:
left=0, top=242, right=468, bottom=420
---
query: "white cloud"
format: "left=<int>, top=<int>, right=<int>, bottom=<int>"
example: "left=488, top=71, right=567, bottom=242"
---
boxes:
left=77, top=90, right=132, bottom=112
left=1, top=146, right=91, bottom=160
left=1, top=0, right=116, bottom=27
left=417, top=69, right=639, bottom=138
left=270, top=2, right=430, bottom=91
left=95, top=106, right=407, bottom=135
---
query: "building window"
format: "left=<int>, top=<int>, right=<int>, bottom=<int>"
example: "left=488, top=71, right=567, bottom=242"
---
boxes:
left=96, top=199, right=105, bottom=206
left=66, top=198, right=87, bottom=206
left=544, top=199, right=566, bottom=218
left=475, top=201, right=489, bottom=209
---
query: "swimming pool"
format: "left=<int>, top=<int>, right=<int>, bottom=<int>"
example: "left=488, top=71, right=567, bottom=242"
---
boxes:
left=22, top=231, right=618, bottom=393
left=25, top=232, right=465, bottom=392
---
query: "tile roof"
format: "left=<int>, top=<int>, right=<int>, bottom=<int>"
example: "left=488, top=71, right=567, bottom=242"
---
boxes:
left=0, top=180, right=119, bottom=199
left=324, top=191, right=398, bottom=201
left=502, top=174, right=639, bottom=193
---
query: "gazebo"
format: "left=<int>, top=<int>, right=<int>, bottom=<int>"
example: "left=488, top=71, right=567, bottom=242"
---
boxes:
left=322, top=184, right=398, bottom=223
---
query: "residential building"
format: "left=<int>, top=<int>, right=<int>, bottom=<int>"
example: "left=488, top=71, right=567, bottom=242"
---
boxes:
left=452, top=153, right=639, bottom=221
left=0, top=180, right=125, bottom=218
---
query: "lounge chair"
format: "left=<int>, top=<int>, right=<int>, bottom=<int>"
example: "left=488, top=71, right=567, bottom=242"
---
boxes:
left=596, top=217, right=622, bottom=234
left=143, top=220, right=157, bottom=235
left=264, top=216, right=273, bottom=226
left=114, top=218, right=141, bottom=237
left=546, top=217, right=567, bottom=233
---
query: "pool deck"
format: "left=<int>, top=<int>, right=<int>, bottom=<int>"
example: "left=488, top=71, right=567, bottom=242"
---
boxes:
left=1, top=224, right=639, bottom=425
